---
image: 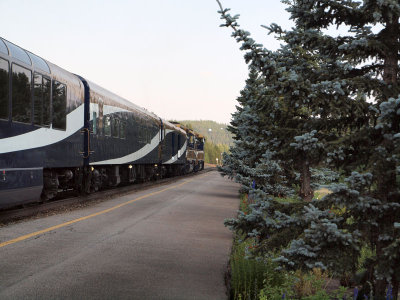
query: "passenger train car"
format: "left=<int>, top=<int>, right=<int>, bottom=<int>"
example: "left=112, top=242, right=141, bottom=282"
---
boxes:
left=0, top=37, right=193, bottom=209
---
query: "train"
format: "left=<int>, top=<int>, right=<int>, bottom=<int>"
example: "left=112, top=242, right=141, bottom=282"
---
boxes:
left=0, top=37, right=205, bottom=210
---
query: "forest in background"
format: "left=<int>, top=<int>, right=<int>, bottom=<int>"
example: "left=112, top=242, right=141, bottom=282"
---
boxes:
left=178, top=120, right=233, bottom=164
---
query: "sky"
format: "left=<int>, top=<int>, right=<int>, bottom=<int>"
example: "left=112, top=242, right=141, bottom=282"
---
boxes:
left=0, top=0, right=293, bottom=124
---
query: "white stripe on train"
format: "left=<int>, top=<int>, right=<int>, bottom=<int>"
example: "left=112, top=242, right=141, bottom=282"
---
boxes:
left=0, top=104, right=132, bottom=155
left=0, top=104, right=185, bottom=165
left=90, top=129, right=178, bottom=165
left=163, top=141, right=187, bottom=164
left=0, top=104, right=85, bottom=155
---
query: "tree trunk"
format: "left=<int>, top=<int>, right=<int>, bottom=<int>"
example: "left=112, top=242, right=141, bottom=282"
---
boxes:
left=383, top=51, right=398, bottom=87
left=374, top=276, right=387, bottom=300
left=382, top=15, right=399, bottom=93
left=380, top=15, right=399, bottom=198
left=392, top=279, right=399, bottom=300
left=299, top=158, right=313, bottom=202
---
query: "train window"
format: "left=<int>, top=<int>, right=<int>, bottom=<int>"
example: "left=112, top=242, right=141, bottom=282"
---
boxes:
left=197, top=139, right=204, bottom=151
left=98, top=99, right=103, bottom=134
left=33, top=73, right=51, bottom=126
left=139, top=124, right=146, bottom=144
left=104, top=115, right=111, bottom=136
left=172, top=132, right=175, bottom=154
left=112, top=118, right=119, bottom=138
left=0, top=58, right=9, bottom=120
left=147, top=128, right=152, bottom=144
left=27, top=52, right=50, bottom=73
left=92, top=112, right=97, bottom=134
left=43, top=77, right=51, bottom=125
left=33, top=73, right=42, bottom=125
left=145, top=124, right=152, bottom=144
left=12, top=64, right=32, bottom=123
left=5, top=41, right=31, bottom=65
left=120, top=121, right=126, bottom=139
left=0, top=39, right=8, bottom=55
left=52, top=81, right=66, bottom=130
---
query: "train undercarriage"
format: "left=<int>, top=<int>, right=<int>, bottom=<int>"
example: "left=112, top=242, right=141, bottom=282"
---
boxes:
left=41, top=162, right=203, bottom=201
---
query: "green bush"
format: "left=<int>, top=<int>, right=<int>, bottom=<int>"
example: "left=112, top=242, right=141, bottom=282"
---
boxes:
left=229, top=194, right=350, bottom=300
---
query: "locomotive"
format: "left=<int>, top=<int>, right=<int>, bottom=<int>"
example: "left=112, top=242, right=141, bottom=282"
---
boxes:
left=171, top=122, right=205, bottom=172
left=0, top=37, right=204, bottom=209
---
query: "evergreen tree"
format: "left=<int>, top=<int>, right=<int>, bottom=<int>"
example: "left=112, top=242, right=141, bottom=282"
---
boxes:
left=218, top=0, right=357, bottom=275
left=217, top=0, right=400, bottom=297
left=217, top=1, right=360, bottom=202
left=285, top=1, right=400, bottom=296
left=219, top=69, right=271, bottom=190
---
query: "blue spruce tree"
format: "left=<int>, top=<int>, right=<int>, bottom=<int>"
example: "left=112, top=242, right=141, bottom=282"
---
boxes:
left=217, top=0, right=400, bottom=298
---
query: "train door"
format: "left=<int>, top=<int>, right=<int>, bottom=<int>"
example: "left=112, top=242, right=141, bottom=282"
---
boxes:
left=80, top=77, right=91, bottom=166
left=172, top=132, right=175, bottom=159
left=178, top=134, right=181, bottom=158
left=158, top=119, right=164, bottom=163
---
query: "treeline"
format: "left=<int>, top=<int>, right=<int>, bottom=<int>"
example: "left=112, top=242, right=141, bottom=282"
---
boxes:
left=217, top=1, right=400, bottom=299
left=179, top=120, right=232, bottom=164
left=179, top=120, right=233, bottom=145
left=204, top=141, right=229, bottom=165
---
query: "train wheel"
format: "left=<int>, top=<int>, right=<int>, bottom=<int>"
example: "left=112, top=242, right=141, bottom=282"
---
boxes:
left=91, top=169, right=102, bottom=192
left=41, top=171, right=59, bottom=201
left=83, top=167, right=92, bottom=194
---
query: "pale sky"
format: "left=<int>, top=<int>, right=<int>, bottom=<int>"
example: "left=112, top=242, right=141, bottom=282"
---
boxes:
left=0, top=0, right=293, bottom=124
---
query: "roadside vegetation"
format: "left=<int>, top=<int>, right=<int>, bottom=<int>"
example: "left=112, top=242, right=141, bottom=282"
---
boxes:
left=217, top=0, right=400, bottom=299
left=228, top=195, right=360, bottom=299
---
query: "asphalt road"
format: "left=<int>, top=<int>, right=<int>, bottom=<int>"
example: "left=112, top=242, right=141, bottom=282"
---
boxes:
left=0, top=171, right=239, bottom=300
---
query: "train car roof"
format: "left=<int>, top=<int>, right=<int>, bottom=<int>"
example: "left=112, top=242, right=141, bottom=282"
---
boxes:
left=46, top=61, right=84, bottom=89
left=0, top=37, right=51, bottom=74
left=163, top=120, right=186, bottom=135
left=0, top=36, right=187, bottom=136
left=85, top=81, right=185, bottom=135
left=167, top=122, right=202, bottom=136
left=86, top=79, right=160, bottom=120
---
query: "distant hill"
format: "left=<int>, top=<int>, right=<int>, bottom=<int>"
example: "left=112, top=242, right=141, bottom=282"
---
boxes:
left=178, top=120, right=233, bottom=145
left=176, top=120, right=233, bottom=164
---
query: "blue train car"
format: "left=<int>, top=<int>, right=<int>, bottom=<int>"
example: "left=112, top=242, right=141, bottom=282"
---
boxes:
left=81, top=79, right=188, bottom=192
left=0, top=37, right=187, bottom=209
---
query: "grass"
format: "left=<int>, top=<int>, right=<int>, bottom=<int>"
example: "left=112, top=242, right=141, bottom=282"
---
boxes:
left=273, top=195, right=301, bottom=204
left=271, top=187, right=331, bottom=203
left=230, top=195, right=287, bottom=299
left=313, top=188, right=332, bottom=200
left=230, top=236, right=269, bottom=299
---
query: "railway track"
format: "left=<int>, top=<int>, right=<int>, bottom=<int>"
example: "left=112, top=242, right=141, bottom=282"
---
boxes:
left=0, top=168, right=216, bottom=225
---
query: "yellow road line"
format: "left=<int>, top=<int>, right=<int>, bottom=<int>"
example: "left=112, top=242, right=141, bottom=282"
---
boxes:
left=0, top=173, right=210, bottom=249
